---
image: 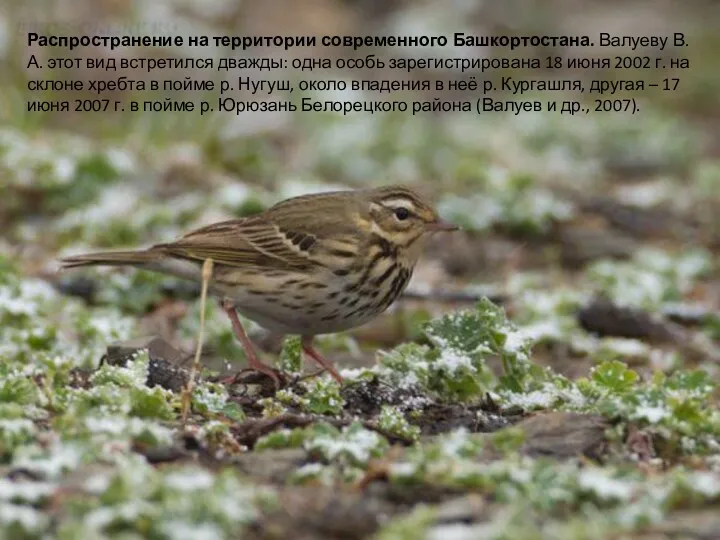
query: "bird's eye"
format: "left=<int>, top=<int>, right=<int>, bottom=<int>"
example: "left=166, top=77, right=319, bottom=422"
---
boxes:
left=394, top=207, right=410, bottom=221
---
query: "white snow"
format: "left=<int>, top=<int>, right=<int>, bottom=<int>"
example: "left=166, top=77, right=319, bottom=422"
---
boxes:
left=0, top=502, right=48, bottom=531
left=688, top=472, right=720, bottom=497
left=307, top=427, right=382, bottom=464
left=216, top=183, right=250, bottom=207
left=577, top=469, right=634, bottom=500
left=161, top=521, right=224, bottom=540
left=12, top=442, right=83, bottom=479
left=632, top=405, right=669, bottom=424
left=436, top=348, right=475, bottom=374
left=0, top=479, right=56, bottom=502
left=0, top=418, right=36, bottom=436
left=164, top=469, right=215, bottom=491
left=388, top=462, right=417, bottom=477
left=600, top=338, right=649, bottom=357
left=84, top=473, right=112, bottom=494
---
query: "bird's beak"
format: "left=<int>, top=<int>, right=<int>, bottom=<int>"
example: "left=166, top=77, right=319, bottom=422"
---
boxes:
left=424, top=219, right=460, bottom=232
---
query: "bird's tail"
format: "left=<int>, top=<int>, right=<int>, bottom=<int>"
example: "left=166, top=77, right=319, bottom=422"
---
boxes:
left=59, top=249, right=162, bottom=270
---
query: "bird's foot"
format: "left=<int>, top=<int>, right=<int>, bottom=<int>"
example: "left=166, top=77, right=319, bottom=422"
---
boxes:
left=220, top=364, right=286, bottom=391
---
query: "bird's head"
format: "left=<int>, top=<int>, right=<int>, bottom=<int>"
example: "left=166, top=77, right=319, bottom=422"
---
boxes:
left=365, top=185, right=458, bottom=263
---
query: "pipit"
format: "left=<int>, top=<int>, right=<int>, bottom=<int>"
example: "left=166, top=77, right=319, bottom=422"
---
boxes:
left=60, top=185, right=458, bottom=385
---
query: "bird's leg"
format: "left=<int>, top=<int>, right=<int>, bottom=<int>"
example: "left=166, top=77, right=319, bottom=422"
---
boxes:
left=301, top=336, right=343, bottom=384
left=221, top=300, right=281, bottom=388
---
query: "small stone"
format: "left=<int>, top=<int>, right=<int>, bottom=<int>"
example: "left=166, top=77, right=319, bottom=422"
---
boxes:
left=105, top=336, right=188, bottom=367
left=104, top=336, right=192, bottom=392
left=518, top=412, right=608, bottom=460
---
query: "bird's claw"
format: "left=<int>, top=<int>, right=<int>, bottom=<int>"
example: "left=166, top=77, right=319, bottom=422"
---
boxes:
left=220, top=366, right=286, bottom=391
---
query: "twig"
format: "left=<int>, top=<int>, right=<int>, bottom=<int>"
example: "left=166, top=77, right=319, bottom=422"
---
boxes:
left=181, top=258, right=213, bottom=424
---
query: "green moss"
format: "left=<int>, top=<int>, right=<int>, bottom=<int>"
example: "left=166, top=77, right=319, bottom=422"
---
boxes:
left=437, top=172, right=574, bottom=235
left=44, top=153, right=124, bottom=214
left=377, top=406, right=420, bottom=442
left=590, top=360, right=639, bottom=394
left=424, top=298, right=537, bottom=396
left=129, top=386, right=174, bottom=420
left=52, top=460, right=265, bottom=538
left=91, top=353, right=148, bottom=386
left=301, top=377, right=345, bottom=415
left=255, top=428, right=307, bottom=451
left=305, top=422, right=389, bottom=468
left=587, top=248, right=712, bottom=310
left=0, top=130, right=134, bottom=223
left=490, top=426, right=526, bottom=454
left=234, top=196, right=267, bottom=217
left=0, top=418, right=38, bottom=461
left=499, top=361, right=720, bottom=455
left=190, top=382, right=229, bottom=415
left=278, top=336, right=303, bottom=374
left=259, top=397, right=288, bottom=418
left=375, top=505, right=437, bottom=540
left=0, top=370, right=40, bottom=406
left=219, top=401, right=246, bottom=423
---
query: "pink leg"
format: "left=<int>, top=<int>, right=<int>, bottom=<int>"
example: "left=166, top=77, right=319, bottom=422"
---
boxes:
left=301, top=336, right=343, bottom=384
left=221, top=300, right=280, bottom=387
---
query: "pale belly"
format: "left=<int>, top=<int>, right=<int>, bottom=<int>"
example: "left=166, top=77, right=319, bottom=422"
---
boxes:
left=216, top=266, right=412, bottom=336
left=152, top=254, right=415, bottom=336
left=235, top=301, right=382, bottom=335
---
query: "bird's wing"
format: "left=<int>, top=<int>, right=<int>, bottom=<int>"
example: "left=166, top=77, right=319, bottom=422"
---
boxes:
left=155, top=210, right=362, bottom=272
left=154, top=216, right=313, bottom=269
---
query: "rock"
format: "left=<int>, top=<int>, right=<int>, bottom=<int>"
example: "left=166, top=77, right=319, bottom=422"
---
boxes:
left=259, top=486, right=385, bottom=540
left=53, top=275, right=97, bottom=302
left=517, top=412, right=609, bottom=460
left=651, top=510, right=720, bottom=539
left=105, top=336, right=188, bottom=367
left=434, top=494, right=485, bottom=524
left=578, top=298, right=683, bottom=342
left=104, top=336, right=192, bottom=392
left=234, top=448, right=307, bottom=483
left=559, top=227, right=637, bottom=267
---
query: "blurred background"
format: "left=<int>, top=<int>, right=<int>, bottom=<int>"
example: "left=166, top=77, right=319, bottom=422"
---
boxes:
left=0, top=0, right=718, bottom=376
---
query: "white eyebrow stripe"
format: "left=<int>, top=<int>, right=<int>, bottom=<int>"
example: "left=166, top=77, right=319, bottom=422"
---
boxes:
left=380, top=198, right=416, bottom=210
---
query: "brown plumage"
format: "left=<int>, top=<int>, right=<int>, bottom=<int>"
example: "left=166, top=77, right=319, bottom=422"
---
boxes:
left=60, top=185, right=458, bottom=385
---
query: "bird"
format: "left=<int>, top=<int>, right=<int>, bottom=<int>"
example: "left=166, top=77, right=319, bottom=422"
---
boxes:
left=59, top=185, right=458, bottom=386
